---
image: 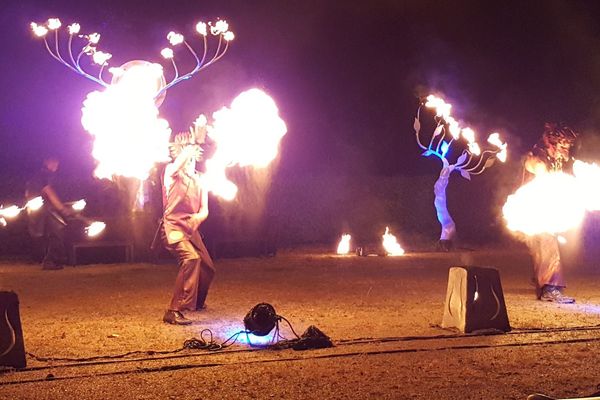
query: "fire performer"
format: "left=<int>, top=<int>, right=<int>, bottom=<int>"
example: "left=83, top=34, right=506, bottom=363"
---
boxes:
left=25, top=156, right=74, bottom=270
left=523, top=123, right=577, bottom=303
left=158, top=132, right=215, bottom=325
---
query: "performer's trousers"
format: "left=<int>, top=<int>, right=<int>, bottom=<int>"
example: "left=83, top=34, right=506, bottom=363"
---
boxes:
left=43, top=216, right=66, bottom=267
left=165, top=232, right=215, bottom=312
left=526, top=233, right=565, bottom=292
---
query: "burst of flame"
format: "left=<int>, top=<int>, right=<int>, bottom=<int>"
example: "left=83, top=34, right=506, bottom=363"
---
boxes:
left=72, top=199, right=87, bottom=211
left=502, top=161, right=600, bottom=236
left=503, top=173, right=584, bottom=235
left=382, top=227, right=405, bottom=256
left=85, top=221, right=106, bottom=237
left=336, top=234, right=351, bottom=255
left=81, top=63, right=171, bottom=180
left=572, top=160, right=600, bottom=211
left=26, top=196, right=44, bottom=211
left=201, top=88, right=287, bottom=200
left=0, top=217, right=6, bottom=227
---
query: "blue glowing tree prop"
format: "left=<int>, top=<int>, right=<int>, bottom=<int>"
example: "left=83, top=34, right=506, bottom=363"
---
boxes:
left=414, top=95, right=507, bottom=250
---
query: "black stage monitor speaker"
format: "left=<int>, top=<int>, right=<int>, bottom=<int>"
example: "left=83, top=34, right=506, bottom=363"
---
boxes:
left=0, top=291, right=26, bottom=369
left=442, top=266, right=511, bottom=333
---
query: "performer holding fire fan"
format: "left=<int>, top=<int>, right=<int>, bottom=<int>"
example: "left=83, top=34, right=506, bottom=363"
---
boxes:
left=25, top=156, right=74, bottom=270
left=523, top=123, right=577, bottom=304
left=159, top=130, right=215, bottom=325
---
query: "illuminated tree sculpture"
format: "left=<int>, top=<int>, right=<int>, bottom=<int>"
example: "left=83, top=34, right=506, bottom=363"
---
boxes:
left=413, top=95, right=507, bottom=250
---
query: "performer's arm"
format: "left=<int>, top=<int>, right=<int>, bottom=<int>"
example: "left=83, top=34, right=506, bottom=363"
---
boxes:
left=190, top=185, right=209, bottom=230
left=524, top=153, right=547, bottom=176
left=41, top=185, right=71, bottom=216
left=165, top=145, right=201, bottom=178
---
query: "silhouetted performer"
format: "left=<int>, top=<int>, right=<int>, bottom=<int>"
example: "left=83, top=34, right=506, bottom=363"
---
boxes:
left=25, top=156, right=73, bottom=270
left=160, top=132, right=215, bottom=325
left=523, top=123, right=577, bottom=303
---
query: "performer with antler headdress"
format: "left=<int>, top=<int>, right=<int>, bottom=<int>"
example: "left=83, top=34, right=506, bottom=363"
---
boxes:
left=159, top=120, right=215, bottom=325
left=522, top=123, right=578, bottom=303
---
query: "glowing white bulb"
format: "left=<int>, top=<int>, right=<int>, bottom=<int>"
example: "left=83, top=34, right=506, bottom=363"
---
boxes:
left=31, top=22, right=49, bottom=37
left=88, top=33, right=101, bottom=44
left=461, top=127, right=475, bottom=144
left=223, top=31, right=235, bottom=41
left=468, top=142, right=481, bottom=156
left=167, top=31, right=184, bottom=46
left=47, top=18, right=62, bottom=30
left=496, top=148, right=507, bottom=162
left=92, top=51, right=112, bottom=65
left=196, top=22, right=207, bottom=36
left=68, top=23, right=81, bottom=35
left=161, top=48, right=174, bottom=59
left=211, top=20, right=229, bottom=35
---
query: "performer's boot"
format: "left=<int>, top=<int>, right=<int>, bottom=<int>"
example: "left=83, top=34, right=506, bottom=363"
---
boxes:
left=540, top=285, right=575, bottom=304
left=163, top=310, right=192, bottom=325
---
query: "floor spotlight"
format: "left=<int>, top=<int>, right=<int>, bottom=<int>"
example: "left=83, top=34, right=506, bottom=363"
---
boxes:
left=243, top=303, right=279, bottom=336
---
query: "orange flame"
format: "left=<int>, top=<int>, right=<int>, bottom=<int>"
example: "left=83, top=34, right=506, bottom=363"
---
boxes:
left=382, top=227, right=405, bottom=256
left=336, top=234, right=351, bottom=255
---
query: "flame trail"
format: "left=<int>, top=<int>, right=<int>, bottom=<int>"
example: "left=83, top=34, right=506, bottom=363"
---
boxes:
left=503, top=160, right=600, bottom=236
left=71, top=199, right=87, bottom=211
left=85, top=221, right=106, bottom=237
left=201, top=89, right=287, bottom=200
left=336, top=234, right=351, bottom=255
left=26, top=196, right=44, bottom=211
left=382, top=227, right=405, bottom=256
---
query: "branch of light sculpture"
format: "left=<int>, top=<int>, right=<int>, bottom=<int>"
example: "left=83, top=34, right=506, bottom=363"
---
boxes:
left=156, top=20, right=234, bottom=100
left=31, top=19, right=110, bottom=88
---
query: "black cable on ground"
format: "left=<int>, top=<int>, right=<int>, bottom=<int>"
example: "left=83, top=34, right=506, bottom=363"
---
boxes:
left=11, top=323, right=600, bottom=374
left=3, top=334, right=600, bottom=387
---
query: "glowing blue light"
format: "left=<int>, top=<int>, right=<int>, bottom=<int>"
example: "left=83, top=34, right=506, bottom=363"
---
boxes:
left=220, top=323, right=276, bottom=347
left=440, top=141, right=449, bottom=158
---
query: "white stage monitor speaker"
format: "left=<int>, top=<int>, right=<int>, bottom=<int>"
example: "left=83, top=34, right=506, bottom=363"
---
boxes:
left=442, top=266, right=510, bottom=333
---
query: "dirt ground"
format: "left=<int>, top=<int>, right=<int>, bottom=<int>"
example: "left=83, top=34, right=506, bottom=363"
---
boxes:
left=1, top=246, right=600, bottom=399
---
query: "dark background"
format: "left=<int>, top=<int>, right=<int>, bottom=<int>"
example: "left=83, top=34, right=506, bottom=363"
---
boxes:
left=2, top=0, right=600, bottom=252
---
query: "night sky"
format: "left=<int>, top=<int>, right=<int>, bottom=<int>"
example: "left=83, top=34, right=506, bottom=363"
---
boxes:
left=2, top=0, right=600, bottom=185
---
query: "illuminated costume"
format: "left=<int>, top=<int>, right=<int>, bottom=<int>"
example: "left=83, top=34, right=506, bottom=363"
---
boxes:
left=160, top=132, right=215, bottom=325
left=25, top=157, right=72, bottom=270
left=523, top=123, right=577, bottom=303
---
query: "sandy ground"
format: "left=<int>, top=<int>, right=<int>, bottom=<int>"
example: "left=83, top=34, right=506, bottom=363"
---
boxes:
left=1, top=247, right=600, bottom=399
